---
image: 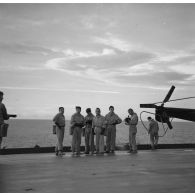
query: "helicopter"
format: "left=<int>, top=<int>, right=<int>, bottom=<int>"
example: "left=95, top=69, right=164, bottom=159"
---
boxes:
left=140, top=85, right=195, bottom=131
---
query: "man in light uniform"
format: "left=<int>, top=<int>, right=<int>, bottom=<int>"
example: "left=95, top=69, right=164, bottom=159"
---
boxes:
left=147, top=116, right=159, bottom=150
left=0, top=91, right=17, bottom=149
left=125, top=108, right=138, bottom=153
left=53, top=107, right=65, bottom=156
left=92, top=108, right=105, bottom=154
left=84, top=108, right=94, bottom=154
left=105, top=106, right=122, bottom=153
left=70, top=106, right=84, bottom=155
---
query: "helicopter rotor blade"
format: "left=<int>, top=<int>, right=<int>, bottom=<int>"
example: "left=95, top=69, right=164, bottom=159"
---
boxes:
left=140, top=104, right=157, bottom=108
left=162, top=85, right=175, bottom=104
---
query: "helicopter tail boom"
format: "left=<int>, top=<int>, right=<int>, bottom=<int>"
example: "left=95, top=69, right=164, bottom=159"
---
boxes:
left=163, top=107, right=195, bottom=122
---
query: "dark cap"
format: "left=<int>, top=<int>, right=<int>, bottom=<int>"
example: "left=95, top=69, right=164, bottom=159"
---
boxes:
left=86, top=108, right=91, bottom=113
left=0, top=91, right=4, bottom=96
left=59, top=107, right=64, bottom=111
left=109, top=105, right=114, bottom=110
left=128, top=108, right=133, bottom=112
left=76, top=106, right=81, bottom=110
left=96, top=107, right=100, bottom=112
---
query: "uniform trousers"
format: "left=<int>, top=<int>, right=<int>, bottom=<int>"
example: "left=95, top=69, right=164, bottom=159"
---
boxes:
left=85, top=128, right=94, bottom=153
left=106, top=125, right=116, bottom=151
left=95, top=127, right=104, bottom=153
left=150, top=132, right=159, bottom=148
left=56, top=126, right=65, bottom=151
left=129, top=130, right=137, bottom=151
left=72, top=126, right=82, bottom=153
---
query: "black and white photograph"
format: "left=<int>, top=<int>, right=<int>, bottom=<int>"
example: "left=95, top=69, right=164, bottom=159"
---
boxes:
left=0, top=1, right=195, bottom=193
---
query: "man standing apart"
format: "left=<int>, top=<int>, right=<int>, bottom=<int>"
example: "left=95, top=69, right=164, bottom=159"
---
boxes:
left=147, top=116, right=159, bottom=150
left=0, top=91, right=17, bottom=149
left=71, top=106, right=84, bottom=155
left=53, top=107, right=65, bottom=156
left=92, top=108, right=105, bottom=154
left=84, top=108, right=94, bottom=154
left=105, top=106, right=122, bottom=153
left=125, top=108, right=138, bottom=153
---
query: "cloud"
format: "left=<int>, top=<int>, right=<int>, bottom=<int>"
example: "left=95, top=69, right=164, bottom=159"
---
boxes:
left=0, top=86, right=120, bottom=94
left=62, top=48, right=115, bottom=58
left=0, top=42, right=62, bottom=56
left=92, top=33, right=132, bottom=52
left=80, top=15, right=116, bottom=30
left=46, top=48, right=155, bottom=72
left=0, top=65, right=45, bottom=72
left=68, top=50, right=155, bottom=70
left=45, top=47, right=157, bottom=86
left=1, top=28, right=194, bottom=91
left=114, top=71, right=193, bottom=87
left=44, top=45, right=195, bottom=90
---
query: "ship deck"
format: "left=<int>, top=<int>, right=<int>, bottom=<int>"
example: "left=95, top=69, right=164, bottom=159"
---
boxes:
left=0, top=149, right=195, bottom=193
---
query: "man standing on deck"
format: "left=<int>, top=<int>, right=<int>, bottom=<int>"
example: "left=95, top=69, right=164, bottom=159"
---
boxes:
left=92, top=108, right=105, bottom=154
left=84, top=108, right=94, bottom=154
left=105, top=106, right=122, bottom=153
left=53, top=107, right=65, bottom=156
left=125, top=108, right=138, bottom=153
left=0, top=91, right=17, bottom=149
left=71, top=106, right=85, bottom=155
left=147, top=116, right=159, bottom=150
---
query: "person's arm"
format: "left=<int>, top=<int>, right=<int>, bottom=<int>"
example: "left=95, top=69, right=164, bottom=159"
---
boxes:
left=53, top=113, right=58, bottom=123
left=104, top=114, right=108, bottom=126
left=156, top=122, right=159, bottom=131
left=92, top=118, right=95, bottom=135
left=53, top=113, right=60, bottom=127
left=115, top=115, right=122, bottom=124
left=1, top=104, right=9, bottom=120
left=70, top=115, right=75, bottom=126
left=81, top=116, right=85, bottom=126
left=84, top=117, right=87, bottom=126
left=124, top=116, right=130, bottom=125
left=148, top=122, right=152, bottom=134
left=129, top=114, right=138, bottom=125
left=101, top=117, right=106, bottom=135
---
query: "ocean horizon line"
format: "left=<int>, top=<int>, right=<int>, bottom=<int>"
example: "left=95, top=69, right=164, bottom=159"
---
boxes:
left=9, top=118, right=191, bottom=123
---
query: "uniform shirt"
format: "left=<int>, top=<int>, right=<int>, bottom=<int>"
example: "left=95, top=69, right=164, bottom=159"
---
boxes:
left=92, top=115, right=105, bottom=129
left=71, top=113, right=85, bottom=127
left=105, top=112, right=122, bottom=126
left=148, top=119, right=159, bottom=134
left=53, top=113, right=65, bottom=127
left=129, top=113, right=138, bottom=133
left=84, top=113, right=94, bottom=128
left=0, top=103, right=9, bottom=125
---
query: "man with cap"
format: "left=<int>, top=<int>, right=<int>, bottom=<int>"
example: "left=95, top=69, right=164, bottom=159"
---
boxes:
left=70, top=106, right=85, bottom=155
left=84, top=108, right=95, bottom=154
left=125, top=108, right=138, bottom=153
left=92, top=108, right=106, bottom=154
left=105, top=106, right=122, bottom=153
left=147, top=116, right=159, bottom=150
left=53, top=107, right=65, bottom=156
left=0, top=91, right=17, bottom=149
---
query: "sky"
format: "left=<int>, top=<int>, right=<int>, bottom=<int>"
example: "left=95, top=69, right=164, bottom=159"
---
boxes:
left=0, top=3, right=195, bottom=119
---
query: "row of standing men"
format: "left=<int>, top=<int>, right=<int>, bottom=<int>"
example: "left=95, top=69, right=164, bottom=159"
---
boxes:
left=0, top=91, right=158, bottom=151
left=53, top=106, right=139, bottom=156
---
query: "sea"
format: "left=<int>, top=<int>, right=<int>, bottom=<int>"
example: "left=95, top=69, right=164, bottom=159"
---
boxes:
left=1, top=119, right=195, bottom=148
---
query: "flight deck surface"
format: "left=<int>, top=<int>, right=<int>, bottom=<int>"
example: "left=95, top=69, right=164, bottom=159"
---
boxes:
left=0, top=149, right=195, bottom=193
